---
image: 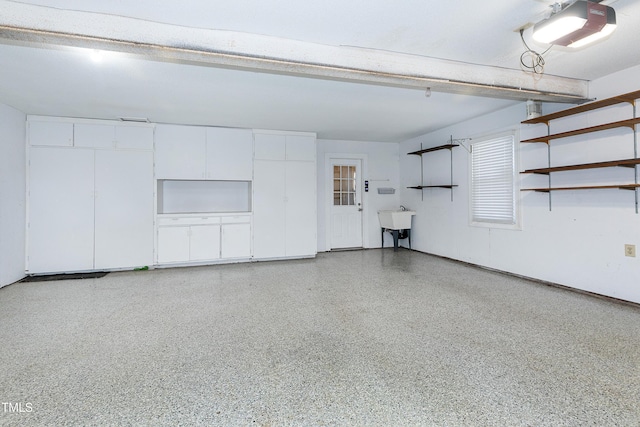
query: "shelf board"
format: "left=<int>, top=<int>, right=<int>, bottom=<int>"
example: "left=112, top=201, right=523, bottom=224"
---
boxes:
left=522, top=90, right=640, bottom=125
left=408, top=144, right=458, bottom=156
left=520, top=117, right=640, bottom=144
left=408, top=185, right=458, bottom=189
left=522, top=184, right=640, bottom=193
left=521, top=158, right=640, bottom=174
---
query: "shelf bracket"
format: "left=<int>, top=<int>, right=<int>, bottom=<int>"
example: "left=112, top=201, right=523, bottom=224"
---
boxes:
left=634, top=99, right=638, bottom=213
left=546, top=128, right=552, bottom=211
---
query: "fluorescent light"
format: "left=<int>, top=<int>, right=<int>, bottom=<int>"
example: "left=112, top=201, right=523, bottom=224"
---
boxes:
left=568, top=23, right=617, bottom=48
left=532, top=1, right=616, bottom=48
left=533, top=16, right=586, bottom=44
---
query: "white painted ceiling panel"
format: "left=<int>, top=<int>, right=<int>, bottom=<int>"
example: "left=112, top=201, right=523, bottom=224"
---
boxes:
left=0, top=0, right=638, bottom=141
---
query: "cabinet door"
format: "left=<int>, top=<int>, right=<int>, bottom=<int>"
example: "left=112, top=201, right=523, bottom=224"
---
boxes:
left=74, top=124, right=115, bottom=148
left=94, top=150, right=154, bottom=269
left=28, top=121, right=73, bottom=147
left=28, top=147, right=95, bottom=273
left=286, top=135, right=316, bottom=161
left=190, top=225, right=221, bottom=261
left=254, top=133, right=285, bottom=160
left=155, top=125, right=206, bottom=179
left=115, top=126, right=154, bottom=150
left=221, top=223, right=251, bottom=258
left=252, top=160, right=286, bottom=258
left=157, top=226, right=190, bottom=263
left=206, top=127, right=253, bottom=180
left=285, top=161, right=317, bottom=257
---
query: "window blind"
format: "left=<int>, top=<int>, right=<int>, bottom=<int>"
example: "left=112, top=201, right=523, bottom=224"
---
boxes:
left=471, top=135, right=516, bottom=224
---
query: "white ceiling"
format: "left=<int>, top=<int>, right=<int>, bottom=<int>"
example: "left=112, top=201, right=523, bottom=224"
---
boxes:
left=0, top=0, right=638, bottom=142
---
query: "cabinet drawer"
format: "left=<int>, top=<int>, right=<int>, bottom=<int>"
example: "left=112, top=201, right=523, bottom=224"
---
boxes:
left=157, top=216, right=222, bottom=226
left=221, top=215, right=252, bottom=224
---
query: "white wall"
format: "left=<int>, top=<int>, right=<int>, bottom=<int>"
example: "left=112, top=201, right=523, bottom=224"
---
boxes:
left=0, top=103, right=26, bottom=287
left=317, top=139, right=400, bottom=252
left=399, top=65, right=640, bottom=304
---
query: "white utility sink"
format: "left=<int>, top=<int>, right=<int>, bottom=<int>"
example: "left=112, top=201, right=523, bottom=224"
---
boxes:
left=378, top=210, right=416, bottom=230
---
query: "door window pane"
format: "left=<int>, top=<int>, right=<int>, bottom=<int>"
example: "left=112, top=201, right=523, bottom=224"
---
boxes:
left=333, top=164, right=357, bottom=206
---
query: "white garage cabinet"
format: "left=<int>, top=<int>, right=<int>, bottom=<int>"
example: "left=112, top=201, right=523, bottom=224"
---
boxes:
left=253, top=131, right=317, bottom=259
left=27, top=117, right=154, bottom=274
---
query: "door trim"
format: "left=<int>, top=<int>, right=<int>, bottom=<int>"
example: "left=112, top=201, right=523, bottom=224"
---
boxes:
left=325, top=153, right=368, bottom=250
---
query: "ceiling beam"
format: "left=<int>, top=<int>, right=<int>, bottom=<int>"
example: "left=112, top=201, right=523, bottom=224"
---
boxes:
left=0, top=2, right=590, bottom=103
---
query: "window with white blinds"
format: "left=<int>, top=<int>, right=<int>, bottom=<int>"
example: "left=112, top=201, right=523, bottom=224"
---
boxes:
left=470, top=134, right=518, bottom=226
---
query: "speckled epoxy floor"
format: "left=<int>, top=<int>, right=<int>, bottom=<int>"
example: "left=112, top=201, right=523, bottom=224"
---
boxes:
left=1, top=249, right=639, bottom=426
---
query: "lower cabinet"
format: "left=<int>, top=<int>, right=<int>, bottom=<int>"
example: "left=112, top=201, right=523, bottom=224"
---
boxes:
left=156, top=214, right=251, bottom=264
left=221, top=223, right=252, bottom=258
left=191, top=225, right=222, bottom=261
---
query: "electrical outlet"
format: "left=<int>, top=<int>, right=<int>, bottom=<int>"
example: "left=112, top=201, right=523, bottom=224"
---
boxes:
left=624, top=244, right=636, bottom=257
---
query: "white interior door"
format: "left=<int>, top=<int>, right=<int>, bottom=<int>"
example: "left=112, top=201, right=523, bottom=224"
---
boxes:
left=330, top=159, right=363, bottom=249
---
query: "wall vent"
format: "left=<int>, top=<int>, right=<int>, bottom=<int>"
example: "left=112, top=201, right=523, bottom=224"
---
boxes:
left=119, top=117, right=149, bottom=123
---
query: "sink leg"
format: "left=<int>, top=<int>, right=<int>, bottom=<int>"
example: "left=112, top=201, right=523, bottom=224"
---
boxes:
left=381, top=228, right=384, bottom=248
left=392, top=230, right=399, bottom=252
left=407, top=229, right=411, bottom=249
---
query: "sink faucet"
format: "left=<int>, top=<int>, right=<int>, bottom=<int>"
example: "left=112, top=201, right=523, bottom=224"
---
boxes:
left=400, top=205, right=407, bottom=211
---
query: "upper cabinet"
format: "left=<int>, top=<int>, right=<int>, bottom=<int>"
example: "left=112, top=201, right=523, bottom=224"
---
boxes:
left=155, top=125, right=207, bottom=179
left=254, top=132, right=316, bottom=161
left=28, top=117, right=154, bottom=149
left=75, top=123, right=154, bottom=150
left=28, top=120, right=73, bottom=147
left=206, top=127, right=253, bottom=180
left=155, top=124, right=253, bottom=180
left=285, top=135, right=316, bottom=161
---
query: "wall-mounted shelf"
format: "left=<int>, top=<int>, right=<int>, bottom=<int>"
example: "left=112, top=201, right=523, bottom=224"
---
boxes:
left=522, top=90, right=640, bottom=125
left=522, top=158, right=640, bottom=175
left=521, top=117, right=640, bottom=144
left=408, top=185, right=458, bottom=189
left=407, top=138, right=460, bottom=201
left=520, top=89, right=639, bottom=212
left=522, top=184, right=640, bottom=193
left=408, top=144, right=458, bottom=156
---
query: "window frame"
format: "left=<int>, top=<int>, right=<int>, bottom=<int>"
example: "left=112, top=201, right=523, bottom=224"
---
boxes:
left=468, top=131, right=521, bottom=230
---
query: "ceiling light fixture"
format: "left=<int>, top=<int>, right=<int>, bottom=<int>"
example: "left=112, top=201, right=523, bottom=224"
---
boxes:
left=532, top=1, right=616, bottom=48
